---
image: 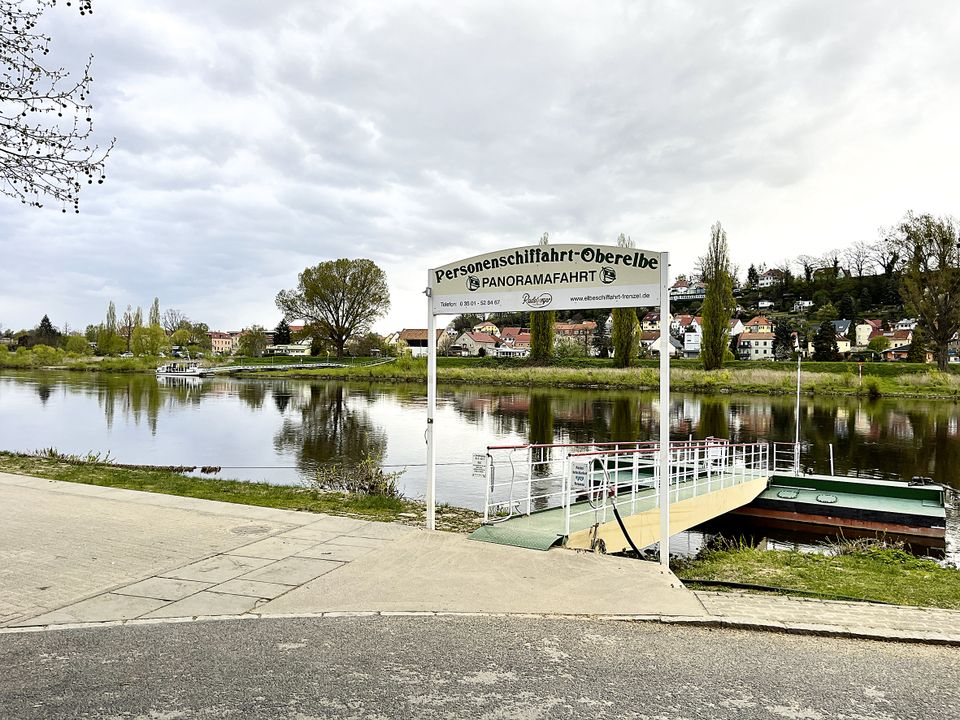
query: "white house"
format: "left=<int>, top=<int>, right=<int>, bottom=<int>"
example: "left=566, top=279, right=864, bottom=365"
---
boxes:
left=639, top=331, right=683, bottom=357
left=455, top=332, right=499, bottom=356
left=758, top=269, right=784, bottom=288
left=793, top=300, right=814, bottom=312
left=758, top=300, right=774, bottom=310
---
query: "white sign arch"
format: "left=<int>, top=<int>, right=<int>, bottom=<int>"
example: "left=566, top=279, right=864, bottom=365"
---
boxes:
left=424, top=244, right=672, bottom=565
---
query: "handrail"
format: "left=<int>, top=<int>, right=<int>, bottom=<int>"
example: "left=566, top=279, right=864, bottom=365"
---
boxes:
left=480, top=438, right=769, bottom=537
left=568, top=442, right=747, bottom=458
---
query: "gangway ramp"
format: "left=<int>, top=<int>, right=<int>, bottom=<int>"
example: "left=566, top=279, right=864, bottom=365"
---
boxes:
left=469, top=440, right=770, bottom=553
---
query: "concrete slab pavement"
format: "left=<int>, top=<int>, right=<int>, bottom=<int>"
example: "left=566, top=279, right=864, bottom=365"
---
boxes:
left=257, top=530, right=700, bottom=616
left=3, top=472, right=960, bottom=646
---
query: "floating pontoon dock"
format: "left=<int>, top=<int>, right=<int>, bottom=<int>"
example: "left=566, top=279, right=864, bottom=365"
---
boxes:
left=469, top=439, right=947, bottom=552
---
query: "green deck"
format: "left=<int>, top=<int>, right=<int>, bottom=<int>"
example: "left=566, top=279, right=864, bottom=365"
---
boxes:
left=770, top=473, right=946, bottom=503
left=761, top=475, right=945, bottom=519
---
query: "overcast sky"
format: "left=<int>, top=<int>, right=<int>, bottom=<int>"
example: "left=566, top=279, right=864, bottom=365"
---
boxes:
left=2, top=0, right=959, bottom=335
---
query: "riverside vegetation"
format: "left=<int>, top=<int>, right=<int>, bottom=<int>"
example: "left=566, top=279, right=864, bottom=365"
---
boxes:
left=5, top=345, right=960, bottom=398
left=673, top=538, right=960, bottom=609
left=0, top=450, right=482, bottom=533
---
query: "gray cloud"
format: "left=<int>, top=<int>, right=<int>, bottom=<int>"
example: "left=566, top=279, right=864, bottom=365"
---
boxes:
left=2, top=0, right=959, bottom=334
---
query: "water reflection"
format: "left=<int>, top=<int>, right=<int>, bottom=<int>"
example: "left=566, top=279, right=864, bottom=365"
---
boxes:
left=0, top=371, right=958, bottom=491
left=273, top=383, right=387, bottom=477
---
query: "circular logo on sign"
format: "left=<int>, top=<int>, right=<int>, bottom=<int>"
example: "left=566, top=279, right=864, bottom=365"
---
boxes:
left=466, top=276, right=480, bottom=291
left=601, top=267, right=617, bottom=284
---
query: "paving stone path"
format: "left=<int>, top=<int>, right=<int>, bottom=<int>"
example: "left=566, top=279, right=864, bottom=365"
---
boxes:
left=12, top=514, right=414, bottom=626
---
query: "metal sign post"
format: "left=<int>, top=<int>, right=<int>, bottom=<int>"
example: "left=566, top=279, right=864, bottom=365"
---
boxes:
left=425, top=243, right=669, bottom=563
left=658, top=252, right=671, bottom=566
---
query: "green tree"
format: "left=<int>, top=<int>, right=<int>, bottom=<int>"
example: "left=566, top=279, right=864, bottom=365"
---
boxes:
left=118, top=304, right=135, bottom=351
left=812, top=320, right=839, bottom=361
left=149, top=298, right=161, bottom=328
left=906, top=326, right=928, bottom=363
left=837, top=295, right=857, bottom=322
left=34, top=314, right=60, bottom=347
left=528, top=232, right=555, bottom=364
left=813, top=302, right=838, bottom=323
left=553, top=336, right=586, bottom=360
left=773, top=321, right=793, bottom=361
left=452, top=314, right=482, bottom=333
left=64, top=334, right=88, bottom=354
left=96, top=301, right=122, bottom=355
left=131, top=325, right=169, bottom=356
left=274, top=319, right=292, bottom=345
left=237, top=325, right=268, bottom=357
left=276, top=258, right=390, bottom=358
left=746, top=264, right=759, bottom=287
left=170, top=328, right=191, bottom=349
left=699, top=222, right=736, bottom=370
left=895, top=212, right=960, bottom=371
left=592, top=322, right=611, bottom=358
left=611, top=233, right=639, bottom=368
left=188, top=322, right=212, bottom=352
left=867, top=336, right=890, bottom=354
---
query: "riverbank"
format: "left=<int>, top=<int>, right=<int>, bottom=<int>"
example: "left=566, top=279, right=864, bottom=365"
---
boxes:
left=673, top=541, right=960, bottom=609
left=0, top=452, right=482, bottom=533
left=4, top=350, right=960, bottom=398
left=261, top=357, right=960, bottom=400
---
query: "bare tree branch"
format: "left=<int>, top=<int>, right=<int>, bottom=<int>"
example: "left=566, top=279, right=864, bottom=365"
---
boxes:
left=1, top=0, right=113, bottom=211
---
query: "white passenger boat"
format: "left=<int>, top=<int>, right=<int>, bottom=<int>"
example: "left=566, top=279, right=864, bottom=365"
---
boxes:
left=156, top=360, right=208, bottom=377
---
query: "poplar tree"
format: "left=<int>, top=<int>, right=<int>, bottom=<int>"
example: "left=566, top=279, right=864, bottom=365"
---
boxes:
left=528, top=232, right=555, bottom=364
left=149, top=298, right=161, bottom=328
left=699, top=222, right=736, bottom=371
left=611, top=233, right=638, bottom=368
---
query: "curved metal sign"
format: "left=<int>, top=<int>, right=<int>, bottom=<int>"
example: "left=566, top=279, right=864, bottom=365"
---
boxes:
left=428, top=243, right=662, bottom=314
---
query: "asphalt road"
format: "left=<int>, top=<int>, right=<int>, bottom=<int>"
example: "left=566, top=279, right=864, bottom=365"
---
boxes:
left=2, top=616, right=958, bottom=719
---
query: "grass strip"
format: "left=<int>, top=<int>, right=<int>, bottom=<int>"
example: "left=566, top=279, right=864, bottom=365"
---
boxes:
left=672, top=543, right=960, bottom=609
left=0, top=451, right=482, bottom=534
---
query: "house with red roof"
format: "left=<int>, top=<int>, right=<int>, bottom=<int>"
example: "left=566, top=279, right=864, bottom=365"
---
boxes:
left=455, top=331, right=499, bottom=356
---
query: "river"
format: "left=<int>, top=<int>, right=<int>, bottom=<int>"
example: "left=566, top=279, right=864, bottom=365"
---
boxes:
left=2, top=370, right=957, bottom=555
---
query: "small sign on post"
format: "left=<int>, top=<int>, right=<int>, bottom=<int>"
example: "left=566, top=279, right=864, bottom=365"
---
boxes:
left=571, top=461, right=590, bottom=488
left=472, top=453, right=487, bottom=478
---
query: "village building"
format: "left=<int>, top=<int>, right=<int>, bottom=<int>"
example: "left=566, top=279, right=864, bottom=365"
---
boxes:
left=737, top=331, right=775, bottom=360
left=398, top=328, right=445, bottom=358
left=758, top=269, right=784, bottom=288
left=455, top=332, right=499, bottom=356
left=208, top=331, right=237, bottom=355
left=638, top=331, right=683, bottom=357
left=743, top=315, right=774, bottom=334
left=471, top=321, right=500, bottom=335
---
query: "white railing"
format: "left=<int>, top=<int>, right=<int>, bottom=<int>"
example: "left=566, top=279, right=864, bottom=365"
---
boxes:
left=560, top=441, right=768, bottom=538
left=479, top=437, right=765, bottom=534
left=772, top=441, right=801, bottom=474
left=481, top=440, right=662, bottom=523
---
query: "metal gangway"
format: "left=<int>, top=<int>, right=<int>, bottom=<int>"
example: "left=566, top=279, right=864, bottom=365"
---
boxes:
left=471, top=438, right=771, bottom=553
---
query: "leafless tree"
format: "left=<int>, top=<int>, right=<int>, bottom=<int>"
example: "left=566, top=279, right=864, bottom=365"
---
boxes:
left=1, top=0, right=113, bottom=211
left=161, top=308, right=189, bottom=334
left=872, top=232, right=902, bottom=276
left=844, top=240, right=873, bottom=277
left=820, top=249, right=846, bottom=278
left=796, top=255, right=819, bottom=283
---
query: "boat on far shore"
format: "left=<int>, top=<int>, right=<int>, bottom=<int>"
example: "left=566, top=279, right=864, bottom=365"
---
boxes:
left=156, top=359, right=209, bottom=377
